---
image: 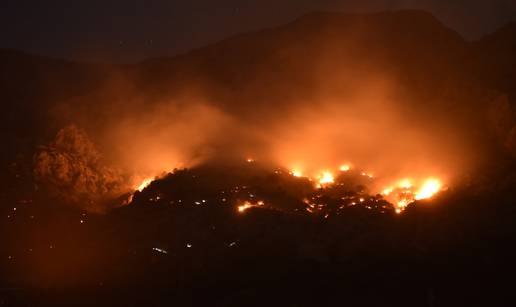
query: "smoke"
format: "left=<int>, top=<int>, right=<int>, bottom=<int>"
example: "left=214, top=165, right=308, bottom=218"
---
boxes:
left=33, top=125, right=129, bottom=211
left=99, top=101, right=233, bottom=181
left=256, top=74, right=474, bottom=191
left=39, top=74, right=479, bottom=212
left=36, top=11, right=492, bottom=211
left=79, top=74, right=474, bottom=196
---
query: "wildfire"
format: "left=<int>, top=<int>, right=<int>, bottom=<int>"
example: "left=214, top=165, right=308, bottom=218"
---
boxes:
left=396, top=199, right=411, bottom=213
left=382, top=187, right=394, bottom=195
left=136, top=177, right=154, bottom=192
left=382, top=177, right=444, bottom=213
left=290, top=169, right=303, bottom=177
left=361, top=172, right=374, bottom=178
left=317, top=171, right=334, bottom=186
left=415, top=178, right=442, bottom=200
left=398, top=179, right=413, bottom=189
left=237, top=202, right=253, bottom=213
left=339, top=164, right=351, bottom=172
left=237, top=200, right=265, bottom=213
left=132, top=160, right=444, bottom=216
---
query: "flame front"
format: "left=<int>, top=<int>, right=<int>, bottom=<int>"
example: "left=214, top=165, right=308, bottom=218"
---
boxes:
left=237, top=200, right=265, bottom=213
left=415, top=179, right=442, bottom=200
left=383, top=178, right=444, bottom=213
left=284, top=163, right=445, bottom=213
left=317, top=171, right=334, bottom=187
left=291, top=169, right=303, bottom=177
left=132, top=161, right=444, bottom=215
left=135, top=178, right=154, bottom=192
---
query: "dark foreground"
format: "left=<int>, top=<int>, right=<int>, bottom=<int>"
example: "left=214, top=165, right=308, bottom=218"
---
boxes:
left=1, top=162, right=516, bottom=307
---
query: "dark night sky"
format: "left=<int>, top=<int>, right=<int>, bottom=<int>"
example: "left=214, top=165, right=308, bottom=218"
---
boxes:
left=1, top=0, right=516, bottom=62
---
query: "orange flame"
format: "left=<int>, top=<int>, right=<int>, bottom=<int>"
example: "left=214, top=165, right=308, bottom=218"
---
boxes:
left=415, top=178, right=442, bottom=200
left=382, top=177, right=443, bottom=213
left=317, top=171, right=334, bottom=186
left=237, top=200, right=265, bottom=213
left=135, top=177, right=154, bottom=192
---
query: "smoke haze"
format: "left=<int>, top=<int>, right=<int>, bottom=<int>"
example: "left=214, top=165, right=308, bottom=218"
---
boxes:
left=31, top=11, right=499, bottom=209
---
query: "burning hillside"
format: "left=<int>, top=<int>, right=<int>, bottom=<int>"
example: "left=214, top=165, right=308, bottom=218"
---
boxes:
left=2, top=9, right=516, bottom=307
left=129, top=158, right=445, bottom=217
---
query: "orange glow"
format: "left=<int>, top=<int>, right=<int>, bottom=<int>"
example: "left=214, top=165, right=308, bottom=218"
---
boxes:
left=237, top=202, right=253, bottom=213
left=382, top=187, right=394, bottom=195
left=339, top=164, right=351, bottom=172
left=136, top=178, right=154, bottom=192
left=246, top=158, right=255, bottom=163
left=361, top=172, right=374, bottom=178
left=291, top=169, right=303, bottom=177
left=415, top=178, right=442, bottom=200
left=381, top=177, right=444, bottom=213
left=237, top=200, right=265, bottom=213
left=318, top=171, right=334, bottom=185
left=398, top=179, right=413, bottom=189
left=396, top=198, right=411, bottom=211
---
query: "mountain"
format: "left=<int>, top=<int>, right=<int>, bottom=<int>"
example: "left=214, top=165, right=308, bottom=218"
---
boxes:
left=134, top=10, right=473, bottom=112
left=2, top=10, right=516, bottom=306
left=0, top=50, right=109, bottom=155
left=0, top=10, right=515, bottom=197
left=475, top=22, right=516, bottom=100
left=0, top=10, right=494, bottom=131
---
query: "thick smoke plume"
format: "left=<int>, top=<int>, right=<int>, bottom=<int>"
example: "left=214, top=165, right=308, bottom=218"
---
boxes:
left=101, top=101, right=233, bottom=180
left=60, top=74, right=477, bottom=204
left=33, top=125, right=129, bottom=211
left=37, top=12, right=502, bottom=211
left=44, top=74, right=481, bottom=212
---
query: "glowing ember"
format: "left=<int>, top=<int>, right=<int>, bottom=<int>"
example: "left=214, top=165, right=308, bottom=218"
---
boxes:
left=237, top=200, right=264, bottom=213
left=415, top=178, right=442, bottom=200
left=237, top=203, right=252, bottom=213
left=246, top=158, right=255, bottom=163
left=136, top=178, right=154, bottom=192
left=152, top=247, right=168, bottom=254
left=361, top=172, right=374, bottom=178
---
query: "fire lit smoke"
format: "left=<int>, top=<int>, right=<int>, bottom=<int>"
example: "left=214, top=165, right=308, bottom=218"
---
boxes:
left=42, top=29, right=481, bottom=213
left=102, top=102, right=232, bottom=181
left=33, top=125, right=130, bottom=211
left=47, top=77, right=473, bottom=213
left=255, top=80, right=467, bottom=209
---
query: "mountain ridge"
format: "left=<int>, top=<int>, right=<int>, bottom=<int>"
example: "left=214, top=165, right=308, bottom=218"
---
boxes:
left=0, top=9, right=514, bottom=180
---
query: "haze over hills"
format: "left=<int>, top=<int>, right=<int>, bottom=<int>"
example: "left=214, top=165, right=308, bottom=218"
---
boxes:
left=2, top=10, right=516, bottom=306
left=1, top=10, right=515, bottom=204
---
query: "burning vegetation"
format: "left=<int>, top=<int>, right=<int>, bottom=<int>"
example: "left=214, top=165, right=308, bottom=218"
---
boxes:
left=129, top=158, right=444, bottom=218
left=2, top=9, right=516, bottom=306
